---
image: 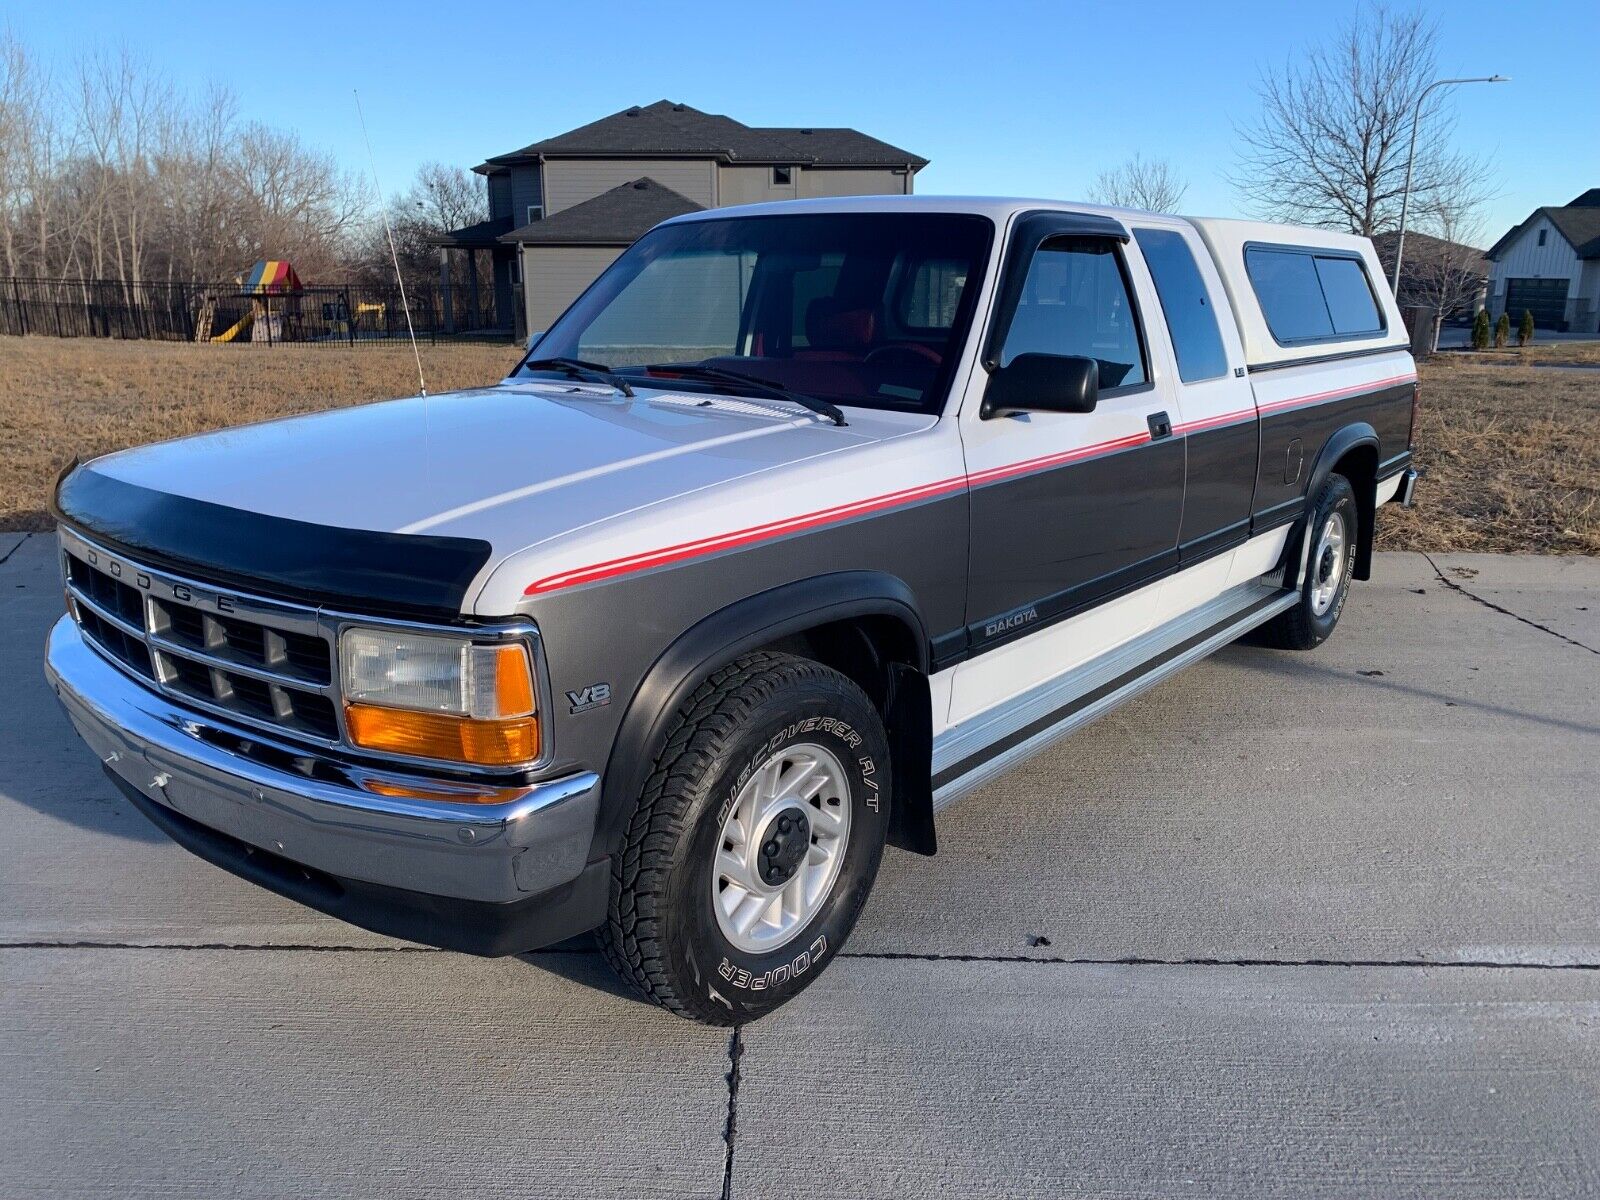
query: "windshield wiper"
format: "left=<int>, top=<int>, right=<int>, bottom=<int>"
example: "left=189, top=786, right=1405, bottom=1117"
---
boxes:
left=521, top=356, right=634, bottom=397
left=638, top=363, right=846, bottom=427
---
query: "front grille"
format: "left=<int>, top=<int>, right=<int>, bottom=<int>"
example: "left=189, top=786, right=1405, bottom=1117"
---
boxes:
left=61, top=530, right=343, bottom=747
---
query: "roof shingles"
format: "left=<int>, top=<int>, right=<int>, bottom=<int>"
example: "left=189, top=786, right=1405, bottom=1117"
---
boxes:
left=501, top=177, right=703, bottom=246
left=483, top=100, right=925, bottom=170
left=1488, top=189, right=1600, bottom=261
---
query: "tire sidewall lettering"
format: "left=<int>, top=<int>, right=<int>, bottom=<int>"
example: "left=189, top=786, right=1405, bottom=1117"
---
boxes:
left=688, top=690, right=890, bottom=1013
left=717, top=934, right=827, bottom=992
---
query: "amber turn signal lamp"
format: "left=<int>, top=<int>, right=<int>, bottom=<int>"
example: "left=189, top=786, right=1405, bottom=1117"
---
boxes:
left=360, top=778, right=527, bottom=805
left=346, top=704, right=540, bottom=767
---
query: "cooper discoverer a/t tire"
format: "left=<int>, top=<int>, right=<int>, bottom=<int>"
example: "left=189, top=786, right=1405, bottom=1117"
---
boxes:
left=598, top=652, right=891, bottom=1024
left=1257, top=473, right=1359, bottom=651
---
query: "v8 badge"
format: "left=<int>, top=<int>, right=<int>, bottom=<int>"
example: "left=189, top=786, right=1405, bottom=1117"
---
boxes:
left=566, top=683, right=612, bottom=714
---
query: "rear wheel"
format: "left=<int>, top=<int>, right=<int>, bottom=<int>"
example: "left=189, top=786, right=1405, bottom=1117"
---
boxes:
left=1257, top=473, right=1359, bottom=651
left=599, top=652, right=891, bottom=1024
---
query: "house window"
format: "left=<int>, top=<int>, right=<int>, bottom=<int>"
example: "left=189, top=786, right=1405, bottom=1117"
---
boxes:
left=1537, top=228, right=1547, bottom=247
left=772, top=166, right=793, bottom=187
left=527, top=205, right=544, bottom=224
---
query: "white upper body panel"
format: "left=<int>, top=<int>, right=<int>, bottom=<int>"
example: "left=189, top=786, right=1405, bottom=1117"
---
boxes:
left=81, top=195, right=1407, bottom=617
left=1186, top=216, right=1408, bottom=367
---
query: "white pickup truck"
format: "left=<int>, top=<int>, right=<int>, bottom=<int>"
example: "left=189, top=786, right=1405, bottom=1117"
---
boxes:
left=46, top=196, right=1418, bottom=1023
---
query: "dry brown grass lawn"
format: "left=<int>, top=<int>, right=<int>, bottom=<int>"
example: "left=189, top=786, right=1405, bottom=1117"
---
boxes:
left=1378, top=351, right=1600, bottom=554
left=2, top=337, right=515, bottom=529
left=3, top=334, right=1598, bottom=552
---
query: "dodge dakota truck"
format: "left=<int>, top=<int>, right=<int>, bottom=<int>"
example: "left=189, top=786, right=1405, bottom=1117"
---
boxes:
left=46, top=196, right=1418, bottom=1023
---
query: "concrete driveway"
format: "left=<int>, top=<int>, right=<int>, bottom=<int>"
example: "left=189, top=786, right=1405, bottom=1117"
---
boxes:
left=2, top=532, right=1596, bottom=1199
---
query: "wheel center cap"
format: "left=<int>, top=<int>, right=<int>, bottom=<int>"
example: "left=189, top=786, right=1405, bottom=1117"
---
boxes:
left=1318, top=546, right=1336, bottom=583
left=757, top=806, right=811, bottom=888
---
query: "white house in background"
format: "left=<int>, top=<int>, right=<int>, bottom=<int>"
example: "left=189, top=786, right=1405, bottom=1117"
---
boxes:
left=432, top=101, right=926, bottom=339
left=1485, top=189, right=1600, bottom=332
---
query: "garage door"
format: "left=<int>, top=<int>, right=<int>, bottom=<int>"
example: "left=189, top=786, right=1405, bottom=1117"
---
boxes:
left=1505, top=278, right=1568, bottom=330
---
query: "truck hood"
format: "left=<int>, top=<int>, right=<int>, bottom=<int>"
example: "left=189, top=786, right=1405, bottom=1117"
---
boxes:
left=71, top=379, right=939, bottom=609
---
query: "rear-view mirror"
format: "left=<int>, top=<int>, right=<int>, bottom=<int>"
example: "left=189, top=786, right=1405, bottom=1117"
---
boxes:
left=981, top=353, right=1099, bottom=419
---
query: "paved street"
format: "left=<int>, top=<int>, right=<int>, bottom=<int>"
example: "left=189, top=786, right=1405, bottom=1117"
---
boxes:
left=2, top=532, right=1596, bottom=1198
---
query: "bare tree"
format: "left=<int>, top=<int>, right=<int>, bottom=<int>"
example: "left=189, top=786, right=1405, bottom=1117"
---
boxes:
left=1233, top=4, right=1492, bottom=237
left=349, top=162, right=487, bottom=294
left=0, top=30, right=371, bottom=285
left=1088, top=154, right=1187, bottom=212
left=1384, top=201, right=1488, bottom=320
left=229, top=122, right=362, bottom=278
left=0, top=28, right=72, bottom=278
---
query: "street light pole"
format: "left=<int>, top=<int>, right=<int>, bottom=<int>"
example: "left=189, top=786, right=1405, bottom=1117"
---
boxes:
left=1391, top=74, right=1509, bottom=294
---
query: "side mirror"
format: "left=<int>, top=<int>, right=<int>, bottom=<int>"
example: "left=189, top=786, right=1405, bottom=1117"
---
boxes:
left=981, top=353, right=1099, bottom=419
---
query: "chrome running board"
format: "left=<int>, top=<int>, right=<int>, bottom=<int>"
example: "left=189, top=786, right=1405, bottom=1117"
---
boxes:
left=931, top=580, right=1297, bottom=811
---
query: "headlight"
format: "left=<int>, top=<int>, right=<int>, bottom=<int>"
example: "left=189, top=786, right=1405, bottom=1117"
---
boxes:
left=339, top=628, right=539, bottom=768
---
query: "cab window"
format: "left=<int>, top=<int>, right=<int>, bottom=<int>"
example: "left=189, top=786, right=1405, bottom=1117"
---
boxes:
left=998, top=237, right=1147, bottom=390
left=1134, top=228, right=1229, bottom=382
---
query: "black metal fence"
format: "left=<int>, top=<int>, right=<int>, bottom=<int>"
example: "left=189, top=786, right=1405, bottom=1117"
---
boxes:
left=0, top=277, right=513, bottom=346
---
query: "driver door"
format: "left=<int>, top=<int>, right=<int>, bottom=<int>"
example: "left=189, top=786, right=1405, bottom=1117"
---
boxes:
left=950, top=217, right=1184, bottom=726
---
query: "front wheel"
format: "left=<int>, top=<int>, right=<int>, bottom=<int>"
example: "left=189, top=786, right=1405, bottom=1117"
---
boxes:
left=1256, top=473, right=1359, bottom=651
left=599, top=653, right=891, bottom=1024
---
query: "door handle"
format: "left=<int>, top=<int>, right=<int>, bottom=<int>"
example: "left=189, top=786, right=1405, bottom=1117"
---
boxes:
left=1147, top=411, right=1173, bottom=440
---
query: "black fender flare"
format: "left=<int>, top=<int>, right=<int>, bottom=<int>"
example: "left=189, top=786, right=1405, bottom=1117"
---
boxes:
left=1302, top=422, right=1380, bottom=582
left=595, top=571, right=935, bottom=859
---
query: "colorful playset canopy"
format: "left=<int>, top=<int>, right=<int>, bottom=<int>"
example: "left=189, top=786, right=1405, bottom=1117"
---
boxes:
left=236, top=260, right=303, bottom=295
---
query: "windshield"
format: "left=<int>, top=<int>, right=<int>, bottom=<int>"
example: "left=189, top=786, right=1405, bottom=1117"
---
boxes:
left=513, top=212, right=994, bottom=416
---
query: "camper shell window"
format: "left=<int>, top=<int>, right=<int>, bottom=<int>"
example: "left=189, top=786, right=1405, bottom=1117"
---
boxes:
left=1244, top=243, right=1386, bottom=347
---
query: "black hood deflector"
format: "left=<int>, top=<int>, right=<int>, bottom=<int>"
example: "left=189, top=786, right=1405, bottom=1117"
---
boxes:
left=54, top=464, right=493, bottom=619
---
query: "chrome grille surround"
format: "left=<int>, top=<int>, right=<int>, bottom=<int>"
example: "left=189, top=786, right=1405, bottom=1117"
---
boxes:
left=57, top=526, right=549, bottom=773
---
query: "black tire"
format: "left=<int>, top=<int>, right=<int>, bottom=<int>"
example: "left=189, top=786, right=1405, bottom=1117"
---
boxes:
left=598, top=652, right=892, bottom=1025
left=1256, top=473, right=1360, bottom=651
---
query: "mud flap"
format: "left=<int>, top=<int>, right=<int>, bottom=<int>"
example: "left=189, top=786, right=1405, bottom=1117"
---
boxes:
left=885, top=663, right=936, bottom=856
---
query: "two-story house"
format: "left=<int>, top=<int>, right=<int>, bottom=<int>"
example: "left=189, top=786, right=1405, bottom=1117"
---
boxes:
left=1485, top=189, right=1600, bottom=332
left=432, top=101, right=927, bottom=338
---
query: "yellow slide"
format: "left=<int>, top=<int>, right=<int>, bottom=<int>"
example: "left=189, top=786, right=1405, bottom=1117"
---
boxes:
left=210, top=312, right=252, bottom=343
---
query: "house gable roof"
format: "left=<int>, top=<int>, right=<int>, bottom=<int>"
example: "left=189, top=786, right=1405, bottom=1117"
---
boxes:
left=480, top=100, right=927, bottom=171
left=426, top=216, right=514, bottom=249
left=1487, top=188, right=1600, bottom=261
left=1371, top=230, right=1490, bottom=277
left=501, top=177, right=703, bottom=246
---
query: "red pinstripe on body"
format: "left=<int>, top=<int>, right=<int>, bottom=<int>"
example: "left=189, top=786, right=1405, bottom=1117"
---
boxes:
left=522, top=373, right=1417, bottom=596
left=1171, top=372, right=1416, bottom=437
left=1254, top=371, right=1416, bottom=416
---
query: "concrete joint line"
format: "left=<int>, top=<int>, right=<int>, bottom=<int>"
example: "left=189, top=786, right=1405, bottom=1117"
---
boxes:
left=0, top=533, right=31, bottom=567
left=721, top=1026, right=744, bottom=1200
left=7, top=943, right=1595, bottom=971
left=0, top=938, right=608, bottom=956
left=0, top=939, right=449, bottom=953
left=1422, top=552, right=1599, bottom=656
left=840, top=951, right=1600, bottom=971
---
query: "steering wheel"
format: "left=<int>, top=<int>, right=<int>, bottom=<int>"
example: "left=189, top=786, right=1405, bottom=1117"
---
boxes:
left=864, top=343, right=943, bottom=369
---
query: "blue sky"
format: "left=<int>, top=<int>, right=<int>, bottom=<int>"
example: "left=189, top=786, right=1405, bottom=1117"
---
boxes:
left=11, top=0, right=1593, bottom=243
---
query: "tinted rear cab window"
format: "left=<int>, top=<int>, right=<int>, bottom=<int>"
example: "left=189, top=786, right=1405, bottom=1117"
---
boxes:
left=1133, top=228, right=1228, bottom=382
left=1245, top=246, right=1384, bottom=345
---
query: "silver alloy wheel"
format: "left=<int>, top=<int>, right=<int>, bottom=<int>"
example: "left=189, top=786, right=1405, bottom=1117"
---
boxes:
left=1310, top=510, right=1350, bottom=617
left=712, top=741, right=852, bottom=954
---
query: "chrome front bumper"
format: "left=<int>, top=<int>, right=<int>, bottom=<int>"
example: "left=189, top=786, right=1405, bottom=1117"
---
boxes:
left=44, top=615, right=600, bottom=906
